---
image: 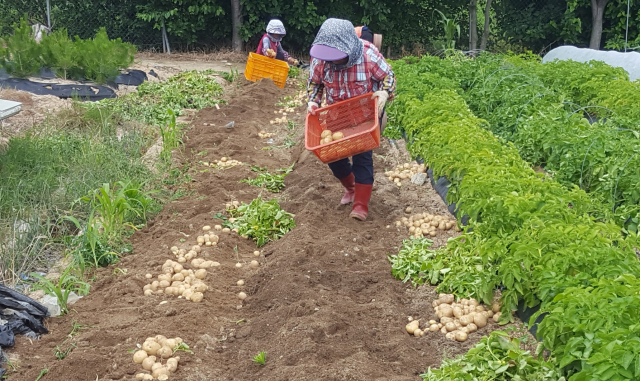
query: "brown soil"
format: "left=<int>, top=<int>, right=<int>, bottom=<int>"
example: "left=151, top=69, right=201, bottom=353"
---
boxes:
left=0, top=89, right=72, bottom=136
left=8, top=78, right=503, bottom=380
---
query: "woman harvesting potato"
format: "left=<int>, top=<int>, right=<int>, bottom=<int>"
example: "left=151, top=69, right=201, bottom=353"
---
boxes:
left=307, top=18, right=396, bottom=221
left=256, top=19, right=298, bottom=65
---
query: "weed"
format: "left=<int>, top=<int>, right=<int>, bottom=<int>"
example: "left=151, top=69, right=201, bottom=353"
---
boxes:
left=159, top=109, right=183, bottom=163
left=52, top=320, right=94, bottom=360
left=288, top=66, right=300, bottom=78
left=29, top=267, right=90, bottom=315
left=253, top=351, right=267, bottom=365
left=35, top=368, right=48, bottom=381
left=240, top=164, right=294, bottom=193
left=173, top=342, right=194, bottom=355
left=220, top=68, right=239, bottom=83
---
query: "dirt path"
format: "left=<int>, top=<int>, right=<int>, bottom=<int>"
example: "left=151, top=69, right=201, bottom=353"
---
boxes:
left=9, top=79, right=498, bottom=380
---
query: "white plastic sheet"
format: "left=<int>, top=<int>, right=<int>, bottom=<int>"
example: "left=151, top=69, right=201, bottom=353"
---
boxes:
left=542, top=45, right=640, bottom=81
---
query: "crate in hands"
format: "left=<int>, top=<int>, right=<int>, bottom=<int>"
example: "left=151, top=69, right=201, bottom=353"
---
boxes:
left=244, top=52, right=290, bottom=89
left=305, top=93, right=380, bottom=163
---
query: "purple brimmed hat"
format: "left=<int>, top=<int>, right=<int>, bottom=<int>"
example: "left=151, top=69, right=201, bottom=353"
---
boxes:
left=310, top=44, right=348, bottom=61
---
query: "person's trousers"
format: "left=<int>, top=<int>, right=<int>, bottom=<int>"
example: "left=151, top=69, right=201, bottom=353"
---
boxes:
left=327, top=107, right=386, bottom=185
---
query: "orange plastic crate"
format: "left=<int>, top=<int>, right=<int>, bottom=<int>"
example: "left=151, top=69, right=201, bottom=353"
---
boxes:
left=305, top=93, right=380, bottom=164
left=244, top=52, right=290, bottom=88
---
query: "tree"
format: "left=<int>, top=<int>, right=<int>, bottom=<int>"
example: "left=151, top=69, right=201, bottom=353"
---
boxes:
left=230, top=0, right=242, bottom=51
left=469, top=0, right=478, bottom=51
left=480, top=0, right=493, bottom=50
left=589, top=0, right=611, bottom=49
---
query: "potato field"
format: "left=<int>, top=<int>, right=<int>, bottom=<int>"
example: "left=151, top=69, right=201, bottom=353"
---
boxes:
left=3, top=51, right=639, bottom=381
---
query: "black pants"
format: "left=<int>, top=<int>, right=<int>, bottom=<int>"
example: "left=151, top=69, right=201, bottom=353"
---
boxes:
left=327, top=107, right=385, bottom=185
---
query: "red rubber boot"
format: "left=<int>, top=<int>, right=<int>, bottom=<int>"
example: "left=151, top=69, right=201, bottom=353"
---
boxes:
left=350, top=183, right=373, bottom=221
left=339, top=173, right=356, bottom=205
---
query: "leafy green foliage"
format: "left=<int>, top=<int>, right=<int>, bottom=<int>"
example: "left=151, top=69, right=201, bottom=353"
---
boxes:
left=390, top=55, right=640, bottom=379
left=240, top=164, right=294, bottom=193
left=73, top=28, right=136, bottom=83
left=75, top=181, right=154, bottom=244
left=40, top=29, right=77, bottom=79
left=423, top=331, right=564, bottom=380
left=0, top=18, right=42, bottom=77
left=228, top=197, right=296, bottom=247
left=0, top=19, right=135, bottom=83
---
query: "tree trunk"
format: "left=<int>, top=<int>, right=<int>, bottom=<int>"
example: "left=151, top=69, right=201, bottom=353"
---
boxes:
left=480, top=0, right=493, bottom=51
left=469, top=0, right=478, bottom=51
left=589, top=0, right=610, bottom=49
left=231, top=0, right=243, bottom=51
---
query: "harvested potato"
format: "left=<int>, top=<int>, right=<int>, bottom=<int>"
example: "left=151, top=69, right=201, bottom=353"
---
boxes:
left=492, top=302, right=501, bottom=313
left=455, top=331, right=468, bottom=342
left=142, top=341, right=161, bottom=356
left=439, top=294, right=455, bottom=304
left=474, top=314, right=488, bottom=328
left=493, top=312, right=502, bottom=322
left=237, top=279, right=245, bottom=286
left=142, top=356, right=157, bottom=371
left=439, top=305, right=454, bottom=318
left=238, top=292, right=247, bottom=300
left=332, top=131, right=344, bottom=140
left=235, top=263, right=242, bottom=268
left=191, top=292, right=204, bottom=303
left=453, top=306, right=463, bottom=318
left=133, top=350, right=148, bottom=364
left=250, top=260, right=259, bottom=268
left=467, top=323, right=478, bottom=333
left=321, top=130, right=332, bottom=138
left=413, top=329, right=423, bottom=337
left=195, top=269, right=207, bottom=279
left=167, top=357, right=180, bottom=372
left=460, top=315, right=474, bottom=326
left=254, top=250, right=260, bottom=256
left=405, top=320, right=420, bottom=334
left=429, top=324, right=439, bottom=332
left=152, top=366, right=170, bottom=379
left=445, top=322, right=457, bottom=332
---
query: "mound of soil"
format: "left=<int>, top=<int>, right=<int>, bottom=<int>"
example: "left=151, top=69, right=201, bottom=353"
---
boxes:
left=8, top=78, right=499, bottom=380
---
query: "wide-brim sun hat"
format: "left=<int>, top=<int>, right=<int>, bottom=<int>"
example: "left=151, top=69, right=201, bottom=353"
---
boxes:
left=309, top=44, right=348, bottom=61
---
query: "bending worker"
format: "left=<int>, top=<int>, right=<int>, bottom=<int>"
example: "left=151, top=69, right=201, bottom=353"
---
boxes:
left=256, top=19, right=297, bottom=65
left=307, top=18, right=396, bottom=221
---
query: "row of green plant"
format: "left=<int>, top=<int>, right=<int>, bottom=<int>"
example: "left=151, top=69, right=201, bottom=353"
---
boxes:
left=90, top=69, right=224, bottom=127
left=387, top=59, right=640, bottom=380
left=387, top=53, right=640, bottom=233
left=0, top=18, right=135, bottom=83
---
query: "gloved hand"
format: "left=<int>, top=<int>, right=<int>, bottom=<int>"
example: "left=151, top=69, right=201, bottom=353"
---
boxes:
left=307, top=101, right=319, bottom=115
left=371, top=91, right=389, bottom=113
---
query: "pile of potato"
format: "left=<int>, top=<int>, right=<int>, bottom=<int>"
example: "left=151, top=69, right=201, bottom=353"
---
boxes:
left=386, top=163, right=427, bottom=187
left=406, top=294, right=502, bottom=342
left=319, top=129, right=344, bottom=145
left=258, top=130, right=274, bottom=139
left=143, top=259, right=210, bottom=302
left=133, top=336, right=182, bottom=380
left=395, top=210, right=460, bottom=238
left=209, top=157, right=242, bottom=168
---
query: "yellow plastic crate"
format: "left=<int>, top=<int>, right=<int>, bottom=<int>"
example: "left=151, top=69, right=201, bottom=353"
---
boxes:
left=244, top=52, right=290, bottom=88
